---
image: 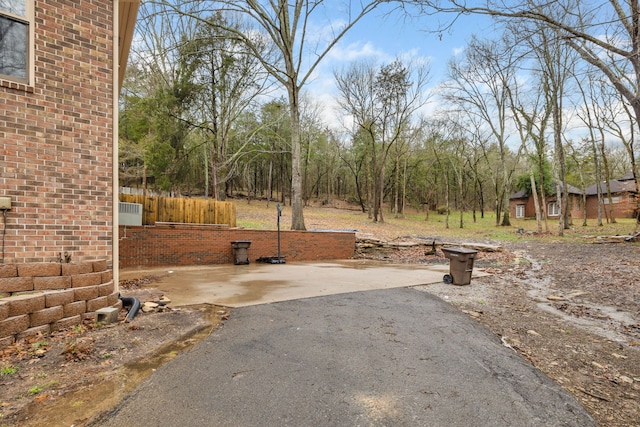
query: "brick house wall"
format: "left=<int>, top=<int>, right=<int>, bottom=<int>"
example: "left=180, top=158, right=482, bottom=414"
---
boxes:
left=585, top=192, right=637, bottom=219
left=1, top=0, right=115, bottom=265
left=0, top=1, right=121, bottom=348
left=119, top=224, right=356, bottom=268
left=510, top=194, right=584, bottom=221
left=510, top=196, right=535, bottom=219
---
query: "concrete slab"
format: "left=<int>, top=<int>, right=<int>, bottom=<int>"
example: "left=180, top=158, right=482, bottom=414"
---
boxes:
left=120, top=260, right=489, bottom=308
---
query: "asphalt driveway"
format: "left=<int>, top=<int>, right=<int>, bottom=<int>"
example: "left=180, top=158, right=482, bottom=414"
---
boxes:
left=95, top=287, right=594, bottom=426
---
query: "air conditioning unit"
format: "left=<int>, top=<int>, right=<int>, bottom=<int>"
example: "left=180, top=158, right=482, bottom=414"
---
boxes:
left=119, top=202, right=142, bottom=226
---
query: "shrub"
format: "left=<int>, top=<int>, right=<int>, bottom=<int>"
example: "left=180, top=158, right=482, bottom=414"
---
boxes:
left=436, top=206, right=449, bottom=215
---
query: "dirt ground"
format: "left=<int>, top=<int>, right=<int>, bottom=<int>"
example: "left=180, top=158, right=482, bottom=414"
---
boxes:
left=1, top=238, right=639, bottom=426
left=0, top=283, right=227, bottom=427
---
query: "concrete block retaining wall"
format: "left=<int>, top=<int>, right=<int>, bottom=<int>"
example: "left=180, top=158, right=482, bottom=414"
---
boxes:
left=0, top=261, right=119, bottom=350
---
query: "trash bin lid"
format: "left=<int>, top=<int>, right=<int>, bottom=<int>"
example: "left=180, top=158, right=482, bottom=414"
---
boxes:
left=441, top=246, right=478, bottom=254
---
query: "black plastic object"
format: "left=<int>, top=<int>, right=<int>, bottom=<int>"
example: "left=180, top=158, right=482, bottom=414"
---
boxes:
left=119, top=294, right=141, bottom=321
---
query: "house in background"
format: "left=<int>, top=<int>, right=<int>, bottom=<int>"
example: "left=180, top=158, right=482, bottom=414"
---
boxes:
left=0, top=1, right=140, bottom=346
left=509, top=183, right=584, bottom=221
left=510, top=174, right=639, bottom=221
left=584, top=173, right=638, bottom=220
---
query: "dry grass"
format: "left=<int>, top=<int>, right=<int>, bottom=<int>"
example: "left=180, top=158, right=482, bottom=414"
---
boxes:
left=233, top=198, right=638, bottom=243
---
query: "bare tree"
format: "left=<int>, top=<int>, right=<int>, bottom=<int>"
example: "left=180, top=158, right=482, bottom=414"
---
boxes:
left=442, top=35, right=519, bottom=226
left=185, top=13, right=273, bottom=200
left=574, top=71, right=617, bottom=225
left=335, top=58, right=430, bottom=222
left=532, top=23, right=578, bottom=234
left=154, top=0, right=383, bottom=229
left=411, top=0, right=640, bottom=222
left=507, top=74, right=552, bottom=234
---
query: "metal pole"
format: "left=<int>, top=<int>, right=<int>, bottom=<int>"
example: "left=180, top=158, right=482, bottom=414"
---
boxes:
left=277, top=204, right=282, bottom=261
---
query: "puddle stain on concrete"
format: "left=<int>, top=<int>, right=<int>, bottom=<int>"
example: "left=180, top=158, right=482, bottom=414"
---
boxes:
left=120, top=261, right=480, bottom=308
left=217, top=280, right=292, bottom=305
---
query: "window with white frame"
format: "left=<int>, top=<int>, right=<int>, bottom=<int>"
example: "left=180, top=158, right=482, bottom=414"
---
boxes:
left=603, top=196, right=622, bottom=205
left=516, top=204, right=525, bottom=219
left=0, top=0, right=31, bottom=83
left=547, top=201, right=560, bottom=217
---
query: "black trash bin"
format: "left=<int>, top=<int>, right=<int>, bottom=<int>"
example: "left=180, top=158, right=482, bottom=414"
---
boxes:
left=231, top=240, right=252, bottom=265
left=441, top=247, right=478, bottom=285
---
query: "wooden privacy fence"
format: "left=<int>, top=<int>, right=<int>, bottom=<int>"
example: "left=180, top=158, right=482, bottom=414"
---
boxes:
left=119, top=194, right=236, bottom=227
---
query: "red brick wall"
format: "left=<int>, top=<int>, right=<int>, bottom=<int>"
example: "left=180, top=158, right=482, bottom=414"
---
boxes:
left=0, top=0, right=114, bottom=264
left=585, top=193, right=637, bottom=219
left=510, top=194, right=584, bottom=220
left=119, top=224, right=356, bottom=268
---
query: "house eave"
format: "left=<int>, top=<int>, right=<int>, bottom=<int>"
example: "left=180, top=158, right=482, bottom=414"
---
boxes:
left=118, top=0, right=140, bottom=90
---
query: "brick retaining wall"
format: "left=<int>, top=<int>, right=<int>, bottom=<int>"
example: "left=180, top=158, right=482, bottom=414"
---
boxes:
left=119, top=224, right=356, bottom=268
left=0, top=261, right=119, bottom=349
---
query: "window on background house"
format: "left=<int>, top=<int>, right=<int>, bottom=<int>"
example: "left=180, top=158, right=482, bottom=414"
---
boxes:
left=0, top=0, right=31, bottom=83
left=603, top=196, right=622, bottom=205
left=516, top=204, right=525, bottom=219
left=547, top=201, right=560, bottom=217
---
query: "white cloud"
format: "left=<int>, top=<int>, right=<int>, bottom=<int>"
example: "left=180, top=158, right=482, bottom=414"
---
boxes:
left=453, top=46, right=465, bottom=56
left=328, top=41, right=389, bottom=62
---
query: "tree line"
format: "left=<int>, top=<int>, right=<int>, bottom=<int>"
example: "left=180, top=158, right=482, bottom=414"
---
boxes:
left=119, top=0, right=639, bottom=232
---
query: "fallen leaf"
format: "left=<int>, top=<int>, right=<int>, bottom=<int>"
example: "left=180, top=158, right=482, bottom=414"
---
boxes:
left=462, top=310, right=482, bottom=318
left=618, top=376, right=634, bottom=384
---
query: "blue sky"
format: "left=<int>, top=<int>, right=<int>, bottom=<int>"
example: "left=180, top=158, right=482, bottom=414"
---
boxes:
left=304, top=6, right=625, bottom=148
left=301, top=5, right=498, bottom=130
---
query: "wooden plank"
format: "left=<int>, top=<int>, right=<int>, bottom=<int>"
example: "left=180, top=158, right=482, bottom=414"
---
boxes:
left=145, top=196, right=157, bottom=225
left=118, top=194, right=236, bottom=226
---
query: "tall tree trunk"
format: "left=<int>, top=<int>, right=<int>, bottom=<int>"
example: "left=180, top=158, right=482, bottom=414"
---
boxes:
left=553, top=97, right=567, bottom=234
left=582, top=191, right=588, bottom=226
left=267, top=159, right=273, bottom=208
left=597, top=127, right=616, bottom=224
left=379, top=162, right=386, bottom=223
left=203, top=150, right=209, bottom=199
left=401, top=156, right=407, bottom=217
left=445, top=171, right=450, bottom=229
left=591, top=138, right=603, bottom=226
left=212, top=160, right=219, bottom=200
left=371, top=145, right=380, bottom=222
left=288, top=84, right=305, bottom=230
left=630, top=103, right=640, bottom=227
left=479, top=180, right=484, bottom=219
left=143, top=165, right=147, bottom=198
left=530, top=173, right=542, bottom=233
left=394, top=154, right=400, bottom=217
left=500, top=151, right=511, bottom=226
left=366, top=157, right=372, bottom=219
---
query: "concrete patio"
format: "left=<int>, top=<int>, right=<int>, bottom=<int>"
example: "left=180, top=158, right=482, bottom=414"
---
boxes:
left=119, top=260, right=489, bottom=307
